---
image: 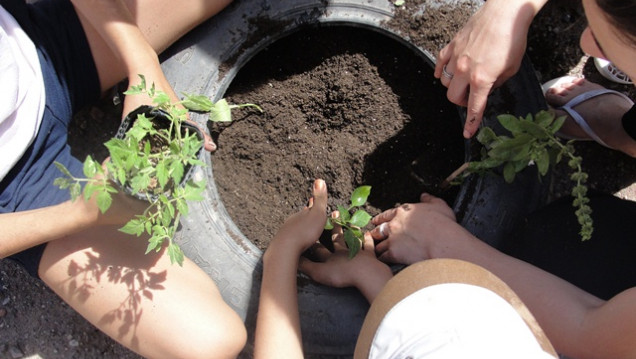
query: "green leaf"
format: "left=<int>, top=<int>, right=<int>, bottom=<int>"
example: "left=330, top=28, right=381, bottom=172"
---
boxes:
left=475, top=127, right=497, bottom=145
left=343, top=229, right=362, bottom=259
left=324, top=217, right=334, bottom=230
left=503, top=162, right=516, bottom=183
left=168, top=243, right=185, bottom=266
left=120, top=218, right=146, bottom=236
left=534, top=110, right=554, bottom=128
left=536, top=148, right=550, bottom=176
left=145, top=235, right=164, bottom=253
left=497, top=114, right=523, bottom=134
left=123, top=74, right=147, bottom=95
left=337, top=205, right=351, bottom=222
left=350, top=185, right=371, bottom=207
left=518, top=119, right=549, bottom=139
left=69, top=183, right=82, bottom=202
left=208, top=99, right=233, bottom=122
left=170, top=161, right=185, bottom=186
left=156, top=161, right=169, bottom=189
left=182, top=93, right=214, bottom=112
left=183, top=180, right=205, bottom=201
left=54, top=161, right=74, bottom=179
left=53, top=177, right=70, bottom=190
left=549, top=115, right=567, bottom=134
left=152, top=91, right=172, bottom=107
left=176, top=198, right=189, bottom=216
left=82, top=156, right=99, bottom=178
left=130, top=174, right=151, bottom=194
left=487, top=133, right=533, bottom=161
left=96, top=189, right=113, bottom=213
left=511, top=159, right=529, bottom=173
left=350, top=210, right=372, bottom=228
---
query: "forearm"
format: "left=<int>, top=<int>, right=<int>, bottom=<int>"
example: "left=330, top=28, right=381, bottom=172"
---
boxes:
left=70, top=0, right=158, bottom=73
left=483, top=0, right=548, bottom=27
left=70, top=0, right=173, bottom=101
left=429, top=227, right=605, bottom=357
left=0, top=200, right=94, bottom=257
left=254, top=247, right=305, bottom=359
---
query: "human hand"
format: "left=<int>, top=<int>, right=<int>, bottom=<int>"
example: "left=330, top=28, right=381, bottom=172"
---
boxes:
left=74, top=159, right=150, bottom=227
left=266, top=179, right=329, bottom=258
left=370, top=193, right=461, bottom=265
left=434, top=0, right=539, bottom=138
left=299, top=213, right=392, bottom=303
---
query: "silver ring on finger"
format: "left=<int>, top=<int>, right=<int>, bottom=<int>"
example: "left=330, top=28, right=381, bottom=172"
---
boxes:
left=442, top=64, right=454, bottom=80
left=378, top=222, right=389, bottom=239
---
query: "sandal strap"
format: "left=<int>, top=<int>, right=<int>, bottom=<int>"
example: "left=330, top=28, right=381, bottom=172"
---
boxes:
left=559, top=89, right=634, bottom=148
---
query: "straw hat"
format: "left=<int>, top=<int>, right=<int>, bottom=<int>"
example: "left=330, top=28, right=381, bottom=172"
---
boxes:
left=354, top=259, right=558, bottom=359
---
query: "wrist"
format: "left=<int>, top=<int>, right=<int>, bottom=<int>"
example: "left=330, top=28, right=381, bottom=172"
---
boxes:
left=263, top=241, right=302, bottom=267
left=354, top=261, right=393, bottom=303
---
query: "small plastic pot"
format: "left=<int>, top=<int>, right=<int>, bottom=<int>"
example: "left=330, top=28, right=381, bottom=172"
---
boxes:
left=114, top=105, right=205, bottom=202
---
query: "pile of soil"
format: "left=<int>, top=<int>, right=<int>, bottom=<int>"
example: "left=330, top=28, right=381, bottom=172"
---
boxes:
left=2, top=0, right=636, bottom=358
left=212, top=26, right=464, bottom=250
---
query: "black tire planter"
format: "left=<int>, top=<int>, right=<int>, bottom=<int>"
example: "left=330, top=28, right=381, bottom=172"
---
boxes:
left=115, top=105, right=204, bottom=202
left=160, top=0, right=550, bottom=357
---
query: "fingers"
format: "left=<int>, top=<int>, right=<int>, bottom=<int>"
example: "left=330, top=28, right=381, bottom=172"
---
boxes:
left=370, top=221, right=390, bottom=241
left=434, top=44, right=452, bottom=80
left=371, top=207, right=397, bottom=226
left=330, top=211, right=344, bottom=246
left=203, top=133, right=217, bottom=152
left=463, top=85, right=490, bottom=138
left=310, top=179, right=328, bottom=213
left=363, top=231, right=375, bottom=251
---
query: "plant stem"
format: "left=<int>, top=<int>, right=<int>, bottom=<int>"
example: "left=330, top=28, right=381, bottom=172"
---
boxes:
left=440, top=162, right=470, bottom=189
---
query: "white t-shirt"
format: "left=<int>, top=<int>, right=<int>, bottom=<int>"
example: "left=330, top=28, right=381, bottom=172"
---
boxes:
left=369, top=283, right=557, bottom=359
left=0, top=5, right=45, bottom=181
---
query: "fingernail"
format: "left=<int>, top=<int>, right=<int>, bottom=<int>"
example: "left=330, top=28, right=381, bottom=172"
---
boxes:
left=315, top=179, right=325, bottom=190
left=463, top=129, right=471, bottom=138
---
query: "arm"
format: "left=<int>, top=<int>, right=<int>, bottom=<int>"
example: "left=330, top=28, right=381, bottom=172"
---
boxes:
left=372, top=193, right=636, bottom=359
left=0, top=184, right=147, bottom=257
left=254, top=179, right=328, bottom=359
left=434, top=0, right=548, bottom=138
left=69, top=0, right=176, bottom=114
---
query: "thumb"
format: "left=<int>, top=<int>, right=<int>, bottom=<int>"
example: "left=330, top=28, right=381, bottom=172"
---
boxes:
left=310, top=179, right=328, bottom=213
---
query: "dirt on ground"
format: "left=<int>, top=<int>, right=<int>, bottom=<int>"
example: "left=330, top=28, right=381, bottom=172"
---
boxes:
left=2, top=0, right=636, bottom=358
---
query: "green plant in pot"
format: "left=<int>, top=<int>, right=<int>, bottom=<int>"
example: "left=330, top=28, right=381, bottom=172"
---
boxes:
left=444, top=110, right=593, bottom=241
left=54, top=75, right=262, bottom=265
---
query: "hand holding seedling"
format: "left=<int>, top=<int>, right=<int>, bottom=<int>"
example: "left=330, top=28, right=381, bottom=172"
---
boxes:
left=54, top=75, right=263, bottom=265
left=300, top=213, right=392, bottom=303
left=65, top=159, right=149, bottom=227
left=267, top=179, right=329, bottom=257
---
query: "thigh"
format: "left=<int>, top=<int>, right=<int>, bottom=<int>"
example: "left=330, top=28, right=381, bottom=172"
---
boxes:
left=38, top=227, right=246, bottom=359
left=77, top=0, right=233, bottom=92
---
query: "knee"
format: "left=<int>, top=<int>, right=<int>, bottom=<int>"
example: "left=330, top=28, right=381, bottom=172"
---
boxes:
left=151, top=311, right=247, bottom=359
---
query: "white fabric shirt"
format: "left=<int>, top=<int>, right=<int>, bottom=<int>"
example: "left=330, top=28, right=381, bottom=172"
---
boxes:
left=369, top=283, right=557, bottom=359
left=0, top=5, right=45, bottom=181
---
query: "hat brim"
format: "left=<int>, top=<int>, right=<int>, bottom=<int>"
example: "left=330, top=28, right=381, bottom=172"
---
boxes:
left=353, top=258, right=557, bottom=358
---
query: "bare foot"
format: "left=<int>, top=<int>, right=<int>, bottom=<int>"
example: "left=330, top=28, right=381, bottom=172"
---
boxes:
left=544, top=77, right=636, bottom=157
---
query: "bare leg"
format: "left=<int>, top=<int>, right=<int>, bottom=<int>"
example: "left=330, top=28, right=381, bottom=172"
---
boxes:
left=38, top=226, right=246, bottom=359
left=76, top=0, right=233, bottom=92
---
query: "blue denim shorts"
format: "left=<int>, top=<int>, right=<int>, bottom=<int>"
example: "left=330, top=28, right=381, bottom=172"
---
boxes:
left=0, top=0, right=100, bottom=277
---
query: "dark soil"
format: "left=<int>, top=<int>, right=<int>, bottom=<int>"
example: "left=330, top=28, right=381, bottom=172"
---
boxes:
left=211, top=25, right=464, bottom=250
left=2, top=0, right=636, bottom=358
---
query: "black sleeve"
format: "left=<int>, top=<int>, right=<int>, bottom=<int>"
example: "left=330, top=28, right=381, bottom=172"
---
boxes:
left=621, top=104, right=636, bottom=141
